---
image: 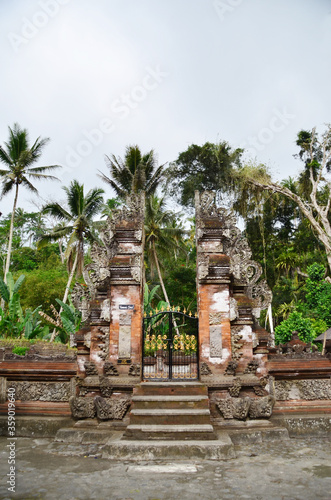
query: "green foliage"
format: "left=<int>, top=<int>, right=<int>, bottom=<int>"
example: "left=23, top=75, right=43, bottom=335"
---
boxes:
left=302, top=263, right=331, bottom=325
left=12, top=346, right=29, bottom=356
left=167, top=141, right=243, bottom=207
left=17, top=264, right=68, bottom=317
left=99, top=145, right=165, bottom=199
left=55, top=298, right=82, bottom=336
left=0, top=271, right=49, bottom=339
left=274, top=311, right=315, bottom=344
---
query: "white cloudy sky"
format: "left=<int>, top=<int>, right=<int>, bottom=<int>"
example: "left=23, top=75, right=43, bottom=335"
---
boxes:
left=1, top=0, right=331, bottom=215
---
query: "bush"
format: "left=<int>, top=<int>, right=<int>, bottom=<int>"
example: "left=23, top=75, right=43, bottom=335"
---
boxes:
left=274, top=311, right=315, bottom=344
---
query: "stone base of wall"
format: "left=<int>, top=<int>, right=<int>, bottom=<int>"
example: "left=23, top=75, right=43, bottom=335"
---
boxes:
left=0, top=415, right=73, bottom=438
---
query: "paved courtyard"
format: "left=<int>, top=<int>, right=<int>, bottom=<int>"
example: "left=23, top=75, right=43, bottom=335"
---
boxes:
left=0, top=436, right=330, bottom=500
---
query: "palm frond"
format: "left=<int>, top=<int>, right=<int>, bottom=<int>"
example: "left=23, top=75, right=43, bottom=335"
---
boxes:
left=0, top=147, right=13, bottom=166
left=42, top=202, right=72, bottom=221
left=27, top=164, right=61, bottom=173
left=1, top=179, right=15, bottom=197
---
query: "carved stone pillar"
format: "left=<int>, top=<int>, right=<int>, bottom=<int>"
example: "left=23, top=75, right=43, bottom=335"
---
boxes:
left=195, top=191, right=272, bottom=378
left=73, top=193, right=145, bottom=380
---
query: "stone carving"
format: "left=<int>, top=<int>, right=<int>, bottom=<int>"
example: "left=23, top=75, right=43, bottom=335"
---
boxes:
left=273, top=333, right=323, bottom=359
left=275, top=380, right=331, bottom=401
left=128, top=364, right=141, bottom=376
left=216, top=395, right=275, bottom=420
left=210, top=325, right=222, bottom=357
left=71, top=285, right=91, bottom=323
left=73, top=193, right=144, bottom=319
left=103, top=362, right=119, bottom=376
left=253, top=376, right=269, bottom=396
left=244, top=359, right=259, bottom=374
left=69, top=396, right=96, bottom=419
left=216, top=397, right=251, bottom=420
left=94, top=396, right=130, bottom=420
left=119, top=313, right=132, bottom=326
left=229, top=297, right=238, bottom=321
left=195, top=191, right=272, bottom=315
left=9, top=381, right=71, bottom=402
left=247, top=279, right=273, bottom=310
left=224, top=359, right=238, bottom=376
left=99, top=377, right=113, bottom=397
left=200, top=362, right=212, bottom=375
left=84, top=361, right=98, bottom=376
left=209, top=312, right=222, bottom=325
left=230, top=326, right=243, bottom=361
left=228, top=378, right=242, bottom=397
left=248, top=395, right=275, bottom=418
left=197, top=254, right=209, bottom=280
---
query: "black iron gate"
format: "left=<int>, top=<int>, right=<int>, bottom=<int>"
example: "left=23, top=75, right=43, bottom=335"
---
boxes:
left=142, top=308, right=199, bottom=381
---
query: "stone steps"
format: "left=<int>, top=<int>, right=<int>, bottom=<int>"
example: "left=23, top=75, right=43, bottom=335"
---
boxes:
left=129, top=408, right=211, bottom=426
left=124, top=423, right=216, bottom=440
left=124, top=382, right=216, bottom=440
left=132, top=395, right=209, bottom=410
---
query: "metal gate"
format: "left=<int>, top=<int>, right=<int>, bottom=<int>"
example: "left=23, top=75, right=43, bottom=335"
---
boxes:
left=142, top=307, right=199, bottom=381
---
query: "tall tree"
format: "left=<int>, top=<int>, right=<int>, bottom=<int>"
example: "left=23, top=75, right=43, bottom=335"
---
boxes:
left=0, top=123, right=60, bottom=284
left=238, top=126, right=331, bottom=272
left=99, top=145, right=165, bottom=199
left=38, top=180, right=104, bottom=312
left=167, top=141, right=243, bottom=207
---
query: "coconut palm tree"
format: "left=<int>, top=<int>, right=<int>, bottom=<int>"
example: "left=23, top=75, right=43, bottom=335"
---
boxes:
left=0, top=123, right=60, bottom=285
left=38, top=180, right=104, bottom=312
left=99, top=145, right=165, bottom=199
left=145, top=195, right=186, bottom=305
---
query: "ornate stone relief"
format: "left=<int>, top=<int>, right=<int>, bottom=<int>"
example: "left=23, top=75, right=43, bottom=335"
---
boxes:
left=128, top=364, right=141, bottom=376
left=9, top=381, right=71, bottom=402
left=103, top=362, right=119, bottom=376
left=69, top=396, right=96, bottom=419
left=274, top=380, right=331, bottom=401
left=209, top=312, right=222, bottom=325
left=73, top=193, right=145, bottom=320
left=210, top=325, right=222, bottom=357
left=200, top=362, right=212, bottom=375
left=84, top=361, right=98, bottom=376
left=195, top=191, right=272, bottom=314
left=94, top=396, right=130, bottom=420
left=216, top=395, right=275, bottom=420
left=230, top=326, right=244, bottom=361
left=228, top=377, right=242, bottom=397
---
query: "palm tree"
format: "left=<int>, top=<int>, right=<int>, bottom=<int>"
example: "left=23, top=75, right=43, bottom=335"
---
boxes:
left=145, top=195, right=185, bottom=306
left=0, top=123, right=60, bottom=284
left=38, top=180, right=104, bottom=311
left=98, top=145, right=165, bottom=199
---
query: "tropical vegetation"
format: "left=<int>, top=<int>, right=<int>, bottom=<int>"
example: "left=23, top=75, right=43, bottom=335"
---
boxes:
left=1, top=122, right=331, bottom=348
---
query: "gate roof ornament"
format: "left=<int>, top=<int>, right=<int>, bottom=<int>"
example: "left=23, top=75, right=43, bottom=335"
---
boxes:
left=72, top=193, right=145, bottom=322
left=195, top=191, right=272, bottom=314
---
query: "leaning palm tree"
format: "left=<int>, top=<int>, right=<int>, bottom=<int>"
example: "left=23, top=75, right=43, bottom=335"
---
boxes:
left=0, top=123, right=60, bottom=284
left=38, top=180, right=104, bottom=311
left=98, top=145, right=165, bottom=199
left=144, top=195, right=185, bottom=306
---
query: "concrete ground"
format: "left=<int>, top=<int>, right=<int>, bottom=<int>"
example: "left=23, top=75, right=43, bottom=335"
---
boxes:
left=0, top=436, right=330, bottom=500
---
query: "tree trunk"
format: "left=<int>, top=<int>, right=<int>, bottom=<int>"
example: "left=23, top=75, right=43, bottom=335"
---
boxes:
left=50, top=252, right=78, bottom=342
left=152, top=241, right=180, bottom=335
left=1, top=183, right=19, bottom=309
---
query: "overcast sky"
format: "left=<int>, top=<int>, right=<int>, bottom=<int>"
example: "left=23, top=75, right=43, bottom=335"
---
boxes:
left=1, top=0, right=330, bottom=215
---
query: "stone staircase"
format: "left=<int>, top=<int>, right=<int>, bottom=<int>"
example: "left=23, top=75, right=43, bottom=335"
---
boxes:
left=124, top=381, right=217, bottom=440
